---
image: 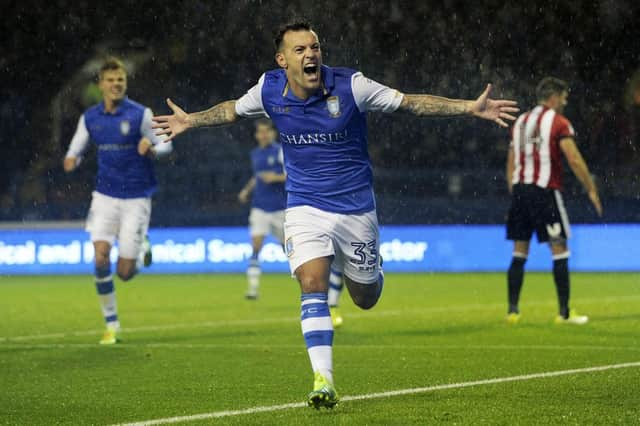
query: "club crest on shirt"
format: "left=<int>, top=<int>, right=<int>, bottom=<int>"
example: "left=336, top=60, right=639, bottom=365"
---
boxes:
left=120, top=120, right=130, bottom=135
left=327, top=96, right=341, bottom=118
left=268, top=156, right=275, bottom=165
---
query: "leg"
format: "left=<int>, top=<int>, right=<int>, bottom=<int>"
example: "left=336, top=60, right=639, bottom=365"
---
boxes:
left=327, top=265, right=345, bottom=328
left=327, top=267, right=344, bottom=308
left=344, top=273, right=383, bottom=310
left=94, top=241, right=120, bottom=344
left=246, top=234, right=265, bottom=299
left=508, top=240, right=530, bottom=314
left=116, top=258, right=137, bottom=282
left=550, top=241, right=570, bottom=318
left=284, top=206, right=340, bottom=407
left=295, top=256, right=338, bottom=408
left=506, top=184, right=533, bottom=320
left=336, top=210, right=383, bottom=310
left=116, top=197, right=152, bottom=282
left=85, top=191, right=121, bottom=343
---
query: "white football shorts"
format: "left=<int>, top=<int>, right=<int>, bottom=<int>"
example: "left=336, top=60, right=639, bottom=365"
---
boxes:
left=85, top=191, right=151, bottom=259
left=284, top=205, right=380, bottom=284
left=249, top=208, right=285, bottom=242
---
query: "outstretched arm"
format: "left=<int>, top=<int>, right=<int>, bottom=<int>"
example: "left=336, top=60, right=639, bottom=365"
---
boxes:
left=152, top=99, right=238, bottom=142
left=398, top=84, right=519, bottom=128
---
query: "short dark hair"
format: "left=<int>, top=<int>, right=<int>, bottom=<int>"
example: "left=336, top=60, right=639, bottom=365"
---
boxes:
left=255, top=118, right=274, bottom=130
left=99, top=56, right=126, bottom=79
left=536, top=77, right=569, bottom=102
left=274, top=21, right=314, bottom=51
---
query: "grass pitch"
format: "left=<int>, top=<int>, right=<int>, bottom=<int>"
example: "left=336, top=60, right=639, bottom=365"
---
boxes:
left=1, top=272, right=639, bottom=425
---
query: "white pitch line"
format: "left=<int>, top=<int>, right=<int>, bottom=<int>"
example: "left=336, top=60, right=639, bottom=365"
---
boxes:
left=2, top=294, right=639, bottom=343
left=113, top=361, right=640, bottom=426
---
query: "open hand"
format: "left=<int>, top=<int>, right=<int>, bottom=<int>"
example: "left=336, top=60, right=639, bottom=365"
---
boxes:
left=470, top=84, right=519, bottom=128
left=152, top=98, right=190, bottom=142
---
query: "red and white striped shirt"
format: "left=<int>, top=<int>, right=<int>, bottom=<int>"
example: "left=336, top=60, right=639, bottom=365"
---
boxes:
left=510, top=106, right=575, bottom=190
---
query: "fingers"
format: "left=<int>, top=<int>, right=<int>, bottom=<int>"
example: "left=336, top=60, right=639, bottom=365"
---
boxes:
left=499, top=112, right=518, bottom=121
left=495, top=118, right=509, bottom=128
left=155, top=128, right=172, bottom=136
left=152, top=122, right=170, bottom=130
left=497, top=101, right=519, bottom=107
left=477, top=83, right=492, bottom=102
left=152, top=115, right=169, bottom=123
left=167, top=98, right=184, bottom=113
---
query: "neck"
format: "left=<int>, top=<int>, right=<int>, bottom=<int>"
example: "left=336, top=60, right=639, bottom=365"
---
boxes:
left=286, top=71, right=318, bottom=100
left=541, top=101, right=557, bottom=112
left=103, top=97, right=123, bottom=113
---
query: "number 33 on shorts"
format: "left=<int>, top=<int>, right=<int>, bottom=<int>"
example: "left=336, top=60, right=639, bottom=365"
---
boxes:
left=350, top=239, right=378, bottom=272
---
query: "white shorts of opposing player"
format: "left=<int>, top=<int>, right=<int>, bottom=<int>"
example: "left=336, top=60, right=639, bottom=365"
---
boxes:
left=86, top=191, right=151, bottom=259
left=285, top=205, right=380, bottom=284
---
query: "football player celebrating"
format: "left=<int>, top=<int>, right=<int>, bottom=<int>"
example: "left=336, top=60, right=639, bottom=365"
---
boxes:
left=153, top=22, right=517, bottom=408
left=64, top=57, right=172, bottom=344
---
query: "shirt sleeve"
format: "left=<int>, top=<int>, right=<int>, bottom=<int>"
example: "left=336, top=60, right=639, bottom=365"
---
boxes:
left=351, top=72, right=404, bottom=113
left=65, top=115, right=90, bottom=159
left=554, top=115, right=576, bottom=140
left=235, top=74, right=268, bottom=118
left=278, top=146, right=284, bottom=165
left=141, top=108, right=173, bottom=157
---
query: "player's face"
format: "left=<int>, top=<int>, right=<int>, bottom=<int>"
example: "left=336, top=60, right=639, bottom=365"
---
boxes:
left=99, top=69, right=127, bottom=103
left=255, top=124, right=275, bottom=147
left=276, top=30, right=322, bottom=97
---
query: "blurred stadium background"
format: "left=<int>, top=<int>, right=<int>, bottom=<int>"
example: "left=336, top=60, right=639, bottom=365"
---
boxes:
left=2, top=0, right=640, bottom=227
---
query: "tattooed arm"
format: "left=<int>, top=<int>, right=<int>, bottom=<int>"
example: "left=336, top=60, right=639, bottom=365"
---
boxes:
left=152, top=99, right=238, bottom=142
left=399, top=94, right=473, bottom=117
left=398, top=84, right=519, bottom=128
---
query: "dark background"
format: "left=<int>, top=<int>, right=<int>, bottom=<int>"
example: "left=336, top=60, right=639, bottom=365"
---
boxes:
left=2, top=0, right=639, bottom=226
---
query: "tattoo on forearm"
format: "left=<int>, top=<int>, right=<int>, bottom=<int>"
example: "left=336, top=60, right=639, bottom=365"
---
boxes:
left=399, top=95, right=471, bottom=117
left=190, top=101, right=237, bottom=128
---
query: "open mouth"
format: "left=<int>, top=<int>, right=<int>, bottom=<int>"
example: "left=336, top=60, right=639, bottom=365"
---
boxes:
left=303, top=64, right=318, bottom=76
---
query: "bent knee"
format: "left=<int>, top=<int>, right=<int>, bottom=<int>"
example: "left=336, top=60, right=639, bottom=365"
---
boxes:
left=352, top=295, right=378, bottom=310
left=116, top=265, right=136, bottom=281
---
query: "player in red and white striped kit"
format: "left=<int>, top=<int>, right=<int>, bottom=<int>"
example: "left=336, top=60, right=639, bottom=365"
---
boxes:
left=505, top=77, right=602, bottom=325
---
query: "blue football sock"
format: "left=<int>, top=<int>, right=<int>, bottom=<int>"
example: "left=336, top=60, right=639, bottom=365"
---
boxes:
left=301, top=292, right=333, bottom=384
left=95, top=265, right=118, bottom=328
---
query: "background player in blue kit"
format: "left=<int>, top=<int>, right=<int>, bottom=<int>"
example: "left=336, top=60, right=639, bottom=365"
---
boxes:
left=64, top=57, right=172, bottom=345
left=237, top=118, right=287, bottom=299
left=152, top=22, right=518, bottom=408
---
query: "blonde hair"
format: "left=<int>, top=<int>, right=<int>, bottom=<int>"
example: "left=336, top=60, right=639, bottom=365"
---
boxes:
left=99, top=57, right=126, bottom=79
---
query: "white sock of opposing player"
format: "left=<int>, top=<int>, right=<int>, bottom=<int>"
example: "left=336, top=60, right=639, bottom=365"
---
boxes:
left=95, top=265, right=119, bottom=330
left=247, top=257, right=261, bottom=295
left=327, top=268, right=343, bottom=307
left=301, top=292, right=334, bottom=384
